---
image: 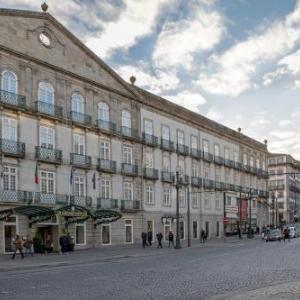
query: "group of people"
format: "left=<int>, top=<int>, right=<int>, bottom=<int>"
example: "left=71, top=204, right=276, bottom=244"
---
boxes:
left=11, top=235, right=33, bottom=259
left=141, top=231, right=175, bottom=248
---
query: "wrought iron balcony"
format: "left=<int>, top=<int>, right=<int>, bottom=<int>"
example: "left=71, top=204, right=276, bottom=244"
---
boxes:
left=35, top=101, right=63, bottom=118
left=142, top=133, right=158, bottom=147
left=120, top=199, right=140, bottom=211
left=203, top=151, right=213, bottom=162
left=0, top=138, right=25, bottom=158
left=121, top=163, right=138, bottom=176
left=234, top=161, right=242, bottom=170
left=179, top=175, right=190, bottom=185
left=191, top=148, right=202, bottom=160
left=98, top=159, right=116, bottom=173
left=34, top=192, right=68, bottom=205
left=97, top=198, right=119, bottom=209
left=70, top=111, right=92, bottom=126
left=191, top=177, right=202, bottom=188
left=160, top=139, right=174, bottom=152
left=258, top=190, right=268, bottom=198
left=0, top=90, right=26, bottom=109
left=203, top=178, right=214, bottom=189
left=269, top=184, right=285, bottom=191
left=70, top=153, right=92, bottom=169
left=121, top=126, right=139, bottom=140
left=224, top=159, right=235, bottom=168
left=214, top=156, right=224, bottom=165
left=250, top=166, right=257, bottom=174
left=234, top=185, right=242, bottom=192
left=70, top=195, right=93, bottom=207
left=289, top=184, right=300, bottom=193
left=97, top=119, right=117, bottom=134
left=215, top=181, right=225, bottom=191
left=143, top=168, right=159, bottom=180
left=35, top=146, right=62, bottom=164
left=225, top=183, right=231, bottom=191
left=257, top=169, right=269, bottom=179
left=0, top=190, right=32, bottom=204
left=161, top=171, right=174, bottom=183
left=241, top=164, right=251, bottom=173
left=176, top=144, right=189, bottom=156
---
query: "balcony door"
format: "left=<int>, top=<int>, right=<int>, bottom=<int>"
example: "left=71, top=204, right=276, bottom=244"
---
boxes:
left=2, top=117, right=17, bottom=141
left=1, top=71, right=17, bottom=94
left=73, top=134, right=85, bottom=155
left=40, top=126, right=54, bottom=149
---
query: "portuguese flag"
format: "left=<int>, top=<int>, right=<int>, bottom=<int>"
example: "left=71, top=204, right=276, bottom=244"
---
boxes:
left=34, top=162, right=39, bottom=184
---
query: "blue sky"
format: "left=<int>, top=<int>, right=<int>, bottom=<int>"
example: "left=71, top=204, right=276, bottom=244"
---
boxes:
left=1, top=0, right=300, bottom=158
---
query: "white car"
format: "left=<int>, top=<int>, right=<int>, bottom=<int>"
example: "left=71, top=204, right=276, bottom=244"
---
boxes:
left=288, top=227, right=297, bottom=238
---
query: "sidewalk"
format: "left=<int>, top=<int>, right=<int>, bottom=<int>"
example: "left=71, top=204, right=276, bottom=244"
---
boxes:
left=0, top=235, right=260, bottom=272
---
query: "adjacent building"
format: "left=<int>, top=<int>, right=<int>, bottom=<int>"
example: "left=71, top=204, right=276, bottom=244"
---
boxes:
left=0, top=6, right=269, bottom=254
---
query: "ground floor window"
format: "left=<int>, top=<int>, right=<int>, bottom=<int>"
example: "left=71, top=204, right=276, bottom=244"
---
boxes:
left=164, top=220, right=171, bottom=241
left=75, top=223, right=86, bottom=245
left=179, top=221, right=185, bottom=239
left=125, top=219, right=133, bottom=243
left=216, top=221, right=220, bottom=237
left=102, top=224, right=111, bottom=245
left=147, top=220, right=154, bottom=241
left=193, top=221, right=198, bottom=239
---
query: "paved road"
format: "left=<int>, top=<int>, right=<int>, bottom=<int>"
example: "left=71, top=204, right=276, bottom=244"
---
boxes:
left=1, top=238, right=300, bottom=300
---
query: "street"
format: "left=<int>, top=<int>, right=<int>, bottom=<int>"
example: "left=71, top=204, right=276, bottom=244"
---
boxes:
left=1, top=238, right=300, bottom=300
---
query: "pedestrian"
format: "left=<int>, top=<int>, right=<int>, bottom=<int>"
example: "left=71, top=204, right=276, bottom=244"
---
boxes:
left=59, top=234, right=68, bottom=254
left=287, top=227, right=291, bottom=242
left=168, top=231, right=174, bottom=248
left=23, top=235, right=34, bottom=257
left=200, top=229, right=206, bottom=243
left=141, top=232, right=147, bottom=248
left=44, top=235, right=53, bottom=254
left=156, top=232, right=163, bottom=248
left=147, top=230, right=153, bottom=246
left=11, top=234, right=24, bottom=259
left=237, top=227, right=242, bottom=239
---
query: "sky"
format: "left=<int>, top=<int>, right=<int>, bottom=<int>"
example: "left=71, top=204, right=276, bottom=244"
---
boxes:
left=1, top=0, right=300, bottom=158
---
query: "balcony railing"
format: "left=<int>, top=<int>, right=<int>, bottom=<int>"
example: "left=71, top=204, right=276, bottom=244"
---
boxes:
left=97, top=198, right=119, bottom=209
left=97, top=119, right=117, bottom=134
left=121, top=126, right=139, bottom=140
left=257, top=169, right=269, bottom=179
left=269, top=184, right=285, bottom=191
left=234, top=185, right=241, bottom=192
left=214, top=156, right=224, bottom=165
left=242, top=164, right=251, bottom=173
left=250, top=166, right=257, bottom=174
left=35, top=101, right=63, bottom=118
left=215, top=181, right=224, bottom=191
left=160, top=139, right=174, bottom=152
left=179, top=175, right=190, bottom=185
left=120, top=199, right=140, bottom=210
left=142, top=133, right=158, bottom=147
left=259, top=190, right=268, bottom=198
left=70, top=195, right=93, bottom=207
left=0, top=190, right=32, bottom=203
left=191, top=148, right=202, bottom=160
left=0, top=90, right=26, bottom=109
left=35, top=146, right=62, bottom=164
left=97, top=159, right=116, bottom=173
left=70, top=153, right=92, bottom=169
left=176, top=144, right=189, bottom=156
left=203, top=151, right=213, bottom=162
left=121, top=163, right=138, bottom=176
left=70, top=111, right=92, bottom=126
left=34, top=192, right=68, bottom=205
left=203, top=179, right=215, bottom=189
left=234, top=162, right=242, bottom=170
left=0, top=138, right=25, bottom=158
left=191, top=177, right=202, bottom=188
left=143, top=168, right=159, bottom=180
left=161, top=171, right=174, bottom=183
left=224, top=159, right=235, bottom=168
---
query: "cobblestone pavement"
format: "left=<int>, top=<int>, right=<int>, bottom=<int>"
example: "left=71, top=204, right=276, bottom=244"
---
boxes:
left=1, top=237, right=300, bottom=300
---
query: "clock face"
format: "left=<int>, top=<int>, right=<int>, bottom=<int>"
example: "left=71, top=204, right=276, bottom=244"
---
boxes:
left=39, top=32, right=51, bottom=47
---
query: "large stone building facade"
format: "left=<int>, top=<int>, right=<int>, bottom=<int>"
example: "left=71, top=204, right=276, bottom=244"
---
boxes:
left=0, top=7, right=269, bottom=254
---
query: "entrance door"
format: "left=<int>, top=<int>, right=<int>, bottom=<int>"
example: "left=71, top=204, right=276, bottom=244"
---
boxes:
left=205, top=221, right=209, bottom=238
left=4, top=224, right=16, bottom=253
left=125, top=220, right=133, bottom=243
left=147, top=220, right=154, bottom=241
left=164, top=220, right=171, bottom=241
left=193, top=221, right=198, bottom=239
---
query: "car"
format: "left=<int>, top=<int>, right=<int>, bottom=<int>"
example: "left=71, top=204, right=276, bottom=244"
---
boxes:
left=287, top=226, right=297, bottom=238
left=265, top=229, right=282, bottom=242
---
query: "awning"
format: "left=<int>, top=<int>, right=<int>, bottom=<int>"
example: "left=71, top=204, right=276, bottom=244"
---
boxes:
left=0, top=208, right=14, bottom=221
left=93, top=210, right=122, bottom=227
left=56, top=204, right=92, bottom=226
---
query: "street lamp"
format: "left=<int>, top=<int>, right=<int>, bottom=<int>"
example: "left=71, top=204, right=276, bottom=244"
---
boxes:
left=174, top=166, right=182, bottom=249
left=271, top=192, right=275, bottom=227
left=247, top=189, right=254, bottom=238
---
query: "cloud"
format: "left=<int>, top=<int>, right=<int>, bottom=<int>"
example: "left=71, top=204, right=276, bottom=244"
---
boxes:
left=153, top=7, right=225, bottom=70
left=197, top=1, right=300, bottom=96
left=206, top=107, right=224, bottom=121
left=270, top=130, right=297, bottom=139
left=279, top=120, right=292, bottom=127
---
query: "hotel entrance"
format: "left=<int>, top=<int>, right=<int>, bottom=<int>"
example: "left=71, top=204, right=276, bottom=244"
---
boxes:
left=4, top=216, right=17, bottom=253
left=34, top=224, right=59, bottom=253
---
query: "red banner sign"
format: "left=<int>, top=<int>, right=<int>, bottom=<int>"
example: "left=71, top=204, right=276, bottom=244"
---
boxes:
left=238, top=199, right=248, bottom=221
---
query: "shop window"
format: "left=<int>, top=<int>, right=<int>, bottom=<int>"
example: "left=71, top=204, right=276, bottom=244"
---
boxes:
left=75, top=224, right=86, bottom=245
left=102, top=224, right=111, bottom=245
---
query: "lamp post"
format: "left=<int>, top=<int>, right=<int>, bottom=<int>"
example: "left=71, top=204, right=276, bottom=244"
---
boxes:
left=275, top=191, right=278, bottom=228
left=175, top=167, right=181, bottom=249
left=247, top=189, right=253, bottom=238
left=271, top=192, right=275, bottom=227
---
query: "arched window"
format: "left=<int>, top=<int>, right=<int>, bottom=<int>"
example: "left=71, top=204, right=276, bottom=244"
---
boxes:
left=122, top=110, right=131, bottom=128
left=38, top=82, right=54, bottom=104
left=72, top=93, right=84, bottom=114
left=98, top=102, right=109, bottom=121
left=1, top=70, right=17, bottom=93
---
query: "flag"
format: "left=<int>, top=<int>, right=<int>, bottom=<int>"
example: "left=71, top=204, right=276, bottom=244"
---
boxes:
left=70, top=167, right=74, bottom=185
left=92, top=172, right=96, bottom=190
left=34, top=162, right=39, bottom=184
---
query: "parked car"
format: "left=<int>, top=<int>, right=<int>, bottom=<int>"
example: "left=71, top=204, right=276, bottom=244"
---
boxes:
left=265, top=229, right=282, bottom=242
left=288, top=226, right=297, bottom=238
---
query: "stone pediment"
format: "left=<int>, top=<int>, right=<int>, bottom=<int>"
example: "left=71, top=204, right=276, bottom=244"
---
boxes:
left=0, top=9, right=138, bottom=99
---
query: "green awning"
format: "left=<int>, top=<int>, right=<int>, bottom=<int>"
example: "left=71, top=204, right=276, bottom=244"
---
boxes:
left=14, top=205, right=54, bottom=217
left=93, top=210, right=122, bottom=226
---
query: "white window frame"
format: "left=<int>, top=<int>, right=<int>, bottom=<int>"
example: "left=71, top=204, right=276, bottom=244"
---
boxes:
left=100, top=140, right=110, bottom=160
left=100, top=179, right=111, bottom=199
left=145, top=150, right=154, bottom=168
left=122, top=110, right=131, bottom=129
left=1, top=70, right=18, bottom=94
left=123, top=144, right=132, bottom=164
left=71, top=93, right=84, bottom=114
left=177, top=130, right=184, bottom=145
left=98, top=102, right=109, bottom=122
left=3, top=166, right=17, bottom=191
left=74, top=176, right=85, bottom=197
left=191, top=135, right=198, bottom=150
left=144, top=119, right=153, bottom=135
left=101, top=224, right=111, bottom=245
left=73, top=133, right=85, bottom=155
left=124, top=182, right=133, bottom=200
left=162, top=154, right=171, bottom=171
left=2, top=117, right=17, bottom=141
left=40, top=171, right=55, bottom=194
left=75, top=223, right=86, bottom=245
left=39, top=125, right=55, bottom=148
left=214, top=144, right=220, bottom=157
left=162, top=125, right=170, bottom=141
left=224, top=148, right=230, bottom=160
left=163, top=187, right=171, bottom=207
left=145, top=184, right=154, bottom=205
left=38, top=81, right=54, bottom=104
left=203, top=139, right=209, bottom=153
left=124, top=219, right=133, bottom=244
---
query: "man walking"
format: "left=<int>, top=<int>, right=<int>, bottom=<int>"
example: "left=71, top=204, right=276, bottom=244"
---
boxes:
left=156, top=232, right=163, bottom=248
left=237, top=227, right=242, bottom=239
left=168, top=231, right=174, bottom=248
left=11, top=235, right=24, bottom=259
left=147, top=230, right=153, bottom=246
left=141, top=232, right=147, bottom=248
left=200, top=229, right=206, bottom=243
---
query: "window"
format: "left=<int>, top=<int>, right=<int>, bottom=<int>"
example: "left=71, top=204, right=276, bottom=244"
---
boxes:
left=122, top=110, right=131, bottom=128
left=278, top=202, right=284, bottom=209
left=1, top=70, right=17, bottom=93
left=98, top=102, right=109, bottom=121
left=3, top=166, right=17, bottom=191
left=256, top=158, right=260, bottom=169
left=250, top=156, right=254, bottom=167
left=225, top=169, right=230, bottom=183
left=71, top=93, right=84, bottom=113
left=252, top=200, right=256, bottom=209
left=243, top=153, right=248, bottom=165
left=2, top=117, right=17, bottom=141
left=193, top=221, right=198, bottom=239
left=262, top=160, right=266, bottom=170
left=124, top=182, right=133, bottom=200
left=145, top=185, right=154, bottom=205
left=74, top=176, right=85, bottom=196
left=204, top=193, right=210, bottom=209
left=224, top=148, right=229, bottom=160
left=214, top=144, right=220, bottom=157
left=203, top=139, right=209, bottom=153
left=145, top=150, right=154, bottom=168
left=102, top=224, right=111, bottom=245
left=38, top=82, right=54, bottom=104
left=163, top=187, right=171, bottom=206
left=179, top=221, right=185, bottom=239
left=192, top=163, right=198, bottom=177
left=75, top=224, right=86, bottom=245
left=204, top=163, right=210, bottom=179
left=179, top=189, right=186, bottom=207
left=40, top=126, right=54, bottom=148
left=226, top=196, right=232, bottom=206
left=73, top=134, right=85, bottom=155
left=191, top=135, right=198, bottom=150
left=234, top=151, right=239, bottom=162
left=192, top=193, right=198, bottom=208
left=144, top=119, right=153, bottom=135
left=162, top=125, right=170, bottom=140
left=234, top=171, right=239, bottom=183
left=100, top=179, right=111, bottom=199
left=125, top=219, right=133, bottom=243
left=215, top=194, right=221, bottom=209
left=177, top=130, right=184, bottom=145
left=215, top=166, right=221, bottom=182
left=41, top=171, right=55, bottom=194
left=123, top=145, right=132, bottom=164
left=277, top=168, right=283, bottom=175
left=100, top=140, right=110, bottom=160
left=162, top=155, right=170, bottom=171
left=178, top=158, right=185, bottom=174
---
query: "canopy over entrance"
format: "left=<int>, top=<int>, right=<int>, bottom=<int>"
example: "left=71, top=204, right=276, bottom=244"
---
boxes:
left=56, top=204, right=92, bottom=226
left=93, top=210, right=122, bottom=227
